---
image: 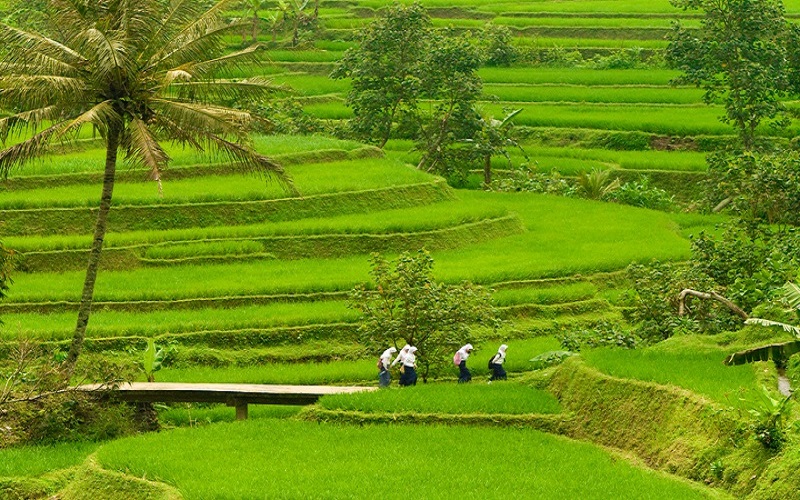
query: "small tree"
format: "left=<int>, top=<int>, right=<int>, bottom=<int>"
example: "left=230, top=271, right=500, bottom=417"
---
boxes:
left=415, top=30, right=484, bottom=176
left=331, top=3, right=430, bottom=148
left=667, top=0, right=791, bottom=150
left=349, top=250, right=498, bottom=382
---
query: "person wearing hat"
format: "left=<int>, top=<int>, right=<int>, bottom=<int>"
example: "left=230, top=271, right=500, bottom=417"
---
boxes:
left=398, top=346, right=418, bottom=386
left=489, top=344, right=508, bottom=381
left=378, top=346, right=397, bottom=387
left=454, top=343, right=474, bottom=383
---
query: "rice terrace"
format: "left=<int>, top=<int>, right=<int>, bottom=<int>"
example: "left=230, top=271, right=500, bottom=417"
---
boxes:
left=1, top=0, right=800, bottom=498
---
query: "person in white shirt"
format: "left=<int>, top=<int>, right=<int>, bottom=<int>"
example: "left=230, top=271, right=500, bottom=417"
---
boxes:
left=391, top=344, right=410, bottom=368
left=378, top=347, right=397, bottom=387
left=399, top=346, right=418, bottom=386
left=454, top=343, right=474, bottom=383
left=489, top=344, right=508, bottom=381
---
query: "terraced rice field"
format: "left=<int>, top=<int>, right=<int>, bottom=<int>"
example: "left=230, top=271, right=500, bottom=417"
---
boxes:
left=0, top=0, right=781, bottom=498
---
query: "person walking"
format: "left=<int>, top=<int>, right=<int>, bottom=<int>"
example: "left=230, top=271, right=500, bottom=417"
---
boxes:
left=391, top=344, right=410, bottom=368
left=489, top=344, right=508, bottom=381
left=378, top=346, right=397, bottom=387
left=399, top=346, right=418, bottom=386
left=455, top=343, right=474, bottom=383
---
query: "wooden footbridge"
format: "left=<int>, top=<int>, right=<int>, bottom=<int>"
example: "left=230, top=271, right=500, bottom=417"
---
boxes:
left=79, top=382, right=377, bottom=420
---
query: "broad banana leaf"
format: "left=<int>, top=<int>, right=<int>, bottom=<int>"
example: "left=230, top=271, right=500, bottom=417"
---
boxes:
left=724, top=340, right=800, bottom=366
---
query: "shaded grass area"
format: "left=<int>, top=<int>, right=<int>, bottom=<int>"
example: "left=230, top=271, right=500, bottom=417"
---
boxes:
left=94, top=420, right=726, bottom=500
left=484, top=84, right=705, bottom=105
left=318, top=380, right=562, bottom=414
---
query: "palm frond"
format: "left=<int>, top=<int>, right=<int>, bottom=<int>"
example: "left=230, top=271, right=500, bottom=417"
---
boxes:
left=0, top=75, right=88, bottom=111
left=0, top=23, right=86, bottom=70
left=497, top=108, right=523, bottom=128
left=148, top=0, right=239, bottom=67
left=185, top=43, right=264, bottom=75
left=148, top=22, right=243, bottom=75
left=57, top=101, right=119, bottom=140
left=0, top=106, right=61, bottom=143
left=745, top=318, right=800, bottom=338
left=170, top=77, right=283, bottom=103
left=77, top=28, right=133, bottom=81
left=151, top=98, right=252, bottom=135
left=124, top=117, right=170, bottom=181
left=0, top=122, right=67, bottom=176
left=783, top=282, right=800, bottom=310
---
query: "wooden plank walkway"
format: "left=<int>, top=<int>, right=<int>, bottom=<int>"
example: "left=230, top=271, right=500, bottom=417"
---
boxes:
left=79, top=382, right=376, bottom=420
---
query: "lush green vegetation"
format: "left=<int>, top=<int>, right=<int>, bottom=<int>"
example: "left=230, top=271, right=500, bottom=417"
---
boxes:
left=319, top=381, right=562, bottom=414
left=2, top=0, right=798, bottom=498
left=94, top=420, right=725, bottom=500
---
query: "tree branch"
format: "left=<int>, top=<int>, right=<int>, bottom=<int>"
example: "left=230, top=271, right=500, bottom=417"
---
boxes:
left=678, top=288, right=749, bottom=320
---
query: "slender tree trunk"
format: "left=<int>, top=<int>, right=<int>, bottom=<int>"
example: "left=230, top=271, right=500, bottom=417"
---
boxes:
left=63, top=129, right=120, bottom=378
left=483, top=154, right=491, bottom=186
left=252, top=11, right=259, bottom=43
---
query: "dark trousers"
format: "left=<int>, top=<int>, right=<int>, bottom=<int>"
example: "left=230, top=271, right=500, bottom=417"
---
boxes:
left=490, top=363, right=507, bottom=381
left=379, top=369, right=390, bottom=387
left=458, top=360, right=471, bottom=383
left=399, top=366, right=417, bottom=386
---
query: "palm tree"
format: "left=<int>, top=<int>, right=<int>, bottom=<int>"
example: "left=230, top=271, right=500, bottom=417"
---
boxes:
left=0, top=0, right=290, bottom=378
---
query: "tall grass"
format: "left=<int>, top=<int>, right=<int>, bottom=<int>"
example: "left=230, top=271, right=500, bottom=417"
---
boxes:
left=5, top=191, right=693, bottom=303
left=483, top=84, right=704, bottom=105
left=318, top=381, right=562, bottom=414
left=0, top=159, right=432, bottom=209
left=581, top=347, right=758, bottom=408
left=494, top=16, right=701, bottom=29
left=94, top=420, right=724, bottom=499
left=7, top=200, right=505, bottom=252
left=5, top=134, right=365, bottom=177
left=0, top=441, right=98, bottom=477
left=0, top=301, right=356, bottom=341
left=156, top=359, right=376, bottom=385
left=482, top=102, right=741, bottom=136
left=478, top=68, right=681, bottom=86
left=520, top=146, right=708, bottom=172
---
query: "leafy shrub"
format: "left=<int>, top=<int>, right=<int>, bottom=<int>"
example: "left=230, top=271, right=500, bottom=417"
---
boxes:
left=557, top=321, right=640, bottom=352
left=604, top=176, right=674, bottom=211
left=741, top=389, right=795, bottom=451
left=529, top=350, right=575, bottom=369
left=481, top=24, right=518, bottom=67
left=624, top=261, right=729, bottom=341
left=589, top=48, right=645, bottom=70
left=0, top=341, right=143, bottom=447
left=690, top=225, right=800, bottom=314
left=490, top=166, right=577, bottom=196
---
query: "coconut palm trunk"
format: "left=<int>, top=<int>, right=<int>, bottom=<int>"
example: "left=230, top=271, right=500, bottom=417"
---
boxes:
left=63, top=127, right=120, bottom=375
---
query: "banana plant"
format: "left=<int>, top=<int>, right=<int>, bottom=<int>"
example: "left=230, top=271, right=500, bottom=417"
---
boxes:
left=725, top=282, right=800, bottom=368
left=142, top=339, right=165, bottom=383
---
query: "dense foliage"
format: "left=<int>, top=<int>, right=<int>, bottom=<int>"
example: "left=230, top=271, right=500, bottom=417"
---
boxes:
left=349, top=250, right=498, bottom=381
